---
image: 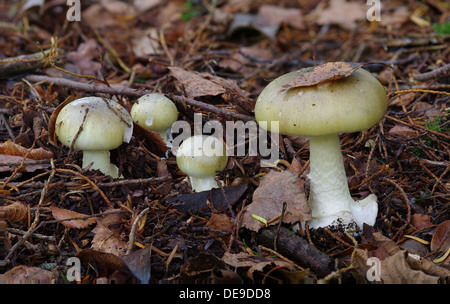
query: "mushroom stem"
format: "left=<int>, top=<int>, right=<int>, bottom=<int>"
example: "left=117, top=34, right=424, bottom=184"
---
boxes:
left=307, top=134, right=355, bottom=229
left=188, top=176, right=221, bottom=192
left=82, top=150, right=119, bottom=178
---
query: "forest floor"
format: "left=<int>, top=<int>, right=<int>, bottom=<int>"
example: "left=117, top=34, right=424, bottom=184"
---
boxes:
left=0, top=0, right=449, bottom=285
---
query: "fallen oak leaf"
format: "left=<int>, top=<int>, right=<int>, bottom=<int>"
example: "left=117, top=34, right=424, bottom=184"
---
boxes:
left=49, top=205, right=97, bottom=229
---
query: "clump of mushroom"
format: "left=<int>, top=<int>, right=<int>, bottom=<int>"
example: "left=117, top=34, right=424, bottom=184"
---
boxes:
left=254, top=65, right=387, bottom=229
left=131, top=93, right=178, bottom=146
left=176, top=135, right=228, bottom=192
left=55, top=96, right=133, bottom=178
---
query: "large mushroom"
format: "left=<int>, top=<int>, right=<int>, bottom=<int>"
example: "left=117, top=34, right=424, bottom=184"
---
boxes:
left=55, top=96, right=133, bottom=178
left=254, top=64, right=387, bottom=229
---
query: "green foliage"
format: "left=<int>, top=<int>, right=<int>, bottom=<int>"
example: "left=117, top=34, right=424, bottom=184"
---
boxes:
left=412, top=112, right=449, bottom=157
left=181, top=0, right=202, bottom=22
left=432, top=22, right=450, bottom=34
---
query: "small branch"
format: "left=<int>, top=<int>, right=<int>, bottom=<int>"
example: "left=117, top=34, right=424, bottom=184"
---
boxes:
left=413, top=63, right=450, bottom=81
left=24, top=74, right=255, bottom=121
left=127, top=207, right=149, bottom=254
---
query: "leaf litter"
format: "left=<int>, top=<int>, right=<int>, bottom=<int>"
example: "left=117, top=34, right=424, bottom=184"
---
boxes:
left=0, top=0, right=449, bottom=285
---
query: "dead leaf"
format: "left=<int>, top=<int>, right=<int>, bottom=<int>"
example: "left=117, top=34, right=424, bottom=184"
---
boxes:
left=168, top=66, right=249, bottom=100
left=1, top=201, right=28, bottom=222
left=168, top=66, right=226, bottom=98
left=0, top=265, right=56, bottom=284
left=380, top=250, right=440, bottom=283
left=0, top=154, right=51, bottom=172
left=411, top=214, right=433, bottom=230
left=82, top=0, right=137, bottom=29
left=222, top=251, right=297, bottom=281
left=76, top=249, right=132, bottom=276
left=431, top=220, right=450, bottom=253
left=380, top=6, right=410, bottom=28
left=240, top=170, right=311, bottom=232
left=312, top=0, right=367, bottom=30
left=121, top=245, right=153, bottom=284
left=279, top=62, right=365, bottom=93
left=256, top=5, right=305, bottom=30
left=49, top=205, right=97, bottom=229
left=205, top=213, right=234, bottom=233
left=388, top=125, right=417, bottom=138
left=66, top=39, right=102, bottom=76
left=91, top=213, right=128, bottom=256
left=0, top=140, right=54, bottom=160
left=352, top=232, right=450, bottom=283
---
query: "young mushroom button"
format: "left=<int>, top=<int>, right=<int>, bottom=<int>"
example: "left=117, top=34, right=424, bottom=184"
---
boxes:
left=131, top=93, right=178, bottom=146
left=176, top=135, right=228, bottom=192
left=55, top=97, right=133, bottom=178
left=254, top=66, right=388, bottom=230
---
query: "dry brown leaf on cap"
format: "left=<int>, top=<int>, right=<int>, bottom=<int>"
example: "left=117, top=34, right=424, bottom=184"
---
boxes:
left=49, top=205, right=97, bottom=229
left=279, top=62, right=365, bottom=93
left=239, top=170, right=311, bottom=232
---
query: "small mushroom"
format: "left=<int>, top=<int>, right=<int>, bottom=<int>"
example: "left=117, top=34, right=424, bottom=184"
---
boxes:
left=254, top=65, right=387, bottom=229
left=131, top=93, right=178, bottom=146
left=176, top=135, right=228, bottom=192
left=55, top=97, right=133, bottom=178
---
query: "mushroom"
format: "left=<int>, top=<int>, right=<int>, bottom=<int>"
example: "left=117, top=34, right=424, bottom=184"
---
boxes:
left=176, top=135, right=228, bottom=192
left=254, top=66, right=387, bottom=229
left=130, top=93, right=178, bottom=146
left=55, top=96, right=133, bottom=178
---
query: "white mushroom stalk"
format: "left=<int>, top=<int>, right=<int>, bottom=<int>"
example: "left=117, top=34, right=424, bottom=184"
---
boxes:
left=55, top=97, right=133, bottom=178
left=131, top=93, right=178, bottom=146
left=307, top=134, right=377, bottom=229
left=254, top=64, right=388, bottom=230
left=176, top=135, right=228, bottom=192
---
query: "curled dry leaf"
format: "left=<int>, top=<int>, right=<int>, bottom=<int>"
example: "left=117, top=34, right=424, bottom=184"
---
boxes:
left=49, top=205, right=97, bottom=229
left=431, top=220, right=450, bottom=253
left=1, top=201, right=28, bottom=222
left=352, top=232, right=450, bottom=283
left=279, top=61, right=365, bottom=93
left=0, top=140, right=54, bottom=160
left=239, top=170, right=311, bottom=232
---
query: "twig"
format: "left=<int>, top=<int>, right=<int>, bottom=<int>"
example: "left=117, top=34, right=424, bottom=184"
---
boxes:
left=274, top=202, right=287, bottom=252
left=383, top=177, right=411, bottom=240
left=56, top=168, right=112, bottom=208
left=23, top=75, right=255, bottom=122
left=413, top=63, right=450, bottom=81
left=127, top=207, right=149, bottom=254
